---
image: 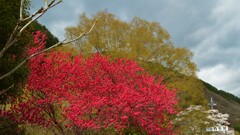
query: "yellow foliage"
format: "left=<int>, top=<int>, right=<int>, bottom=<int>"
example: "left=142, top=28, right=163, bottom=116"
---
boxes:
left=65, top=11, right=206, bottom=109
left=65, top=11, right=197, bottom=76
left=138, top=61, right=207, bottom=108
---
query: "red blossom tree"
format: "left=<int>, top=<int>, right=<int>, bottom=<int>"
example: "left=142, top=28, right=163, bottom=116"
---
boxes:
left=1, top=31, right=178, bottom=135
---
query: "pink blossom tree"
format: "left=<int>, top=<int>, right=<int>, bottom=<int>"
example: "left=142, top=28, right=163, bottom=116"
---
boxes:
left=1, top=31, right=178, bottom=135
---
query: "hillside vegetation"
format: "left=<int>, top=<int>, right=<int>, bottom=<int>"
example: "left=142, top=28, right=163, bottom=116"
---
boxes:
left=203, top=81, right=240, bottom=104
left=202, top=81, right=240, bottom=132
left=141, top=62, right=240, bottom=132
left=65, top=11, right=208, bottom=109
left=1, top=3, right=240, bottom=133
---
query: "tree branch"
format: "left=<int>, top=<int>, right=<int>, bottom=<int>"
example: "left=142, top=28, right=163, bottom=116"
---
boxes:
left=0, top=20, right=97, bottom=80
left=20, top=0, right=62, bottom=34
left=20, top=0, right=24, bottom=20
left=21, top=7, right=44, bottom=22
left=0, top=84, right=14, bottom=96
left=63, top=19, right=97, bottom=44
left=0, top=0, right=62, bottom=60
left=0, top=22, right=21, bottom=59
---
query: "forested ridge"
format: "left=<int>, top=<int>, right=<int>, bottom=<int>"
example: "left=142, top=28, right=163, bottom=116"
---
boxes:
left=203, top=81, right=240, bottom=104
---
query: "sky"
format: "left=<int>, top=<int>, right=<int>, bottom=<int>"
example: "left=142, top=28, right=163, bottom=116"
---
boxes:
left=31, top=0, right=240, bottom=96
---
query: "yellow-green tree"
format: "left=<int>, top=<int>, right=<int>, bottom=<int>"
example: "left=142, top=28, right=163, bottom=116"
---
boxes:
left=65, top=11, right=197, bottom=76
left=65, top=11, right=208, bottom=112
left=138, top=61, right=207, bottom=108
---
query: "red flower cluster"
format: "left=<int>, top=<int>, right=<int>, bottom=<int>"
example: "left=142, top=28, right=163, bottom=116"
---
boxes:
left=1, top=31, right=178, bottom=135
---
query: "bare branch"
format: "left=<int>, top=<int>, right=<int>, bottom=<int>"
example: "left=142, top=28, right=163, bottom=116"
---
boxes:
left=22, top=0, right=60, bottom=22
left=49, top=0, right=61, bottom=8
left=0, top=0, right=62, bottom=60
left=0, top=84, right=14, bottom=96
left=0, top=23, right=21, bottom=59
left=20, top=13, right=44, bottom=34
left=63, top=19, right=97, bottom=44
left=20, top=0, right=62, bottom=34
left=86, top=19, right=97, bottom=35
left=48, top=0, right=56, bottom=7
left=20, top=0, right=24, bottom=20
left=22, top=7, right=44, bottom=22
left=0, top=20, right=97, bottom=80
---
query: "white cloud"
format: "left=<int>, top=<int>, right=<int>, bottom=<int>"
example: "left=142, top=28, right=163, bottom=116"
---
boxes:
left=211, top=0, right=240, bottom=23
left=198, top=64, right=240, bottom=95
left=187, top=0, right=240, bottom=95
left=48, top=21, right=75, bottom=40
left=198, top=64, right=233, bottom=87
left=188, top=1, right=240, bottom=47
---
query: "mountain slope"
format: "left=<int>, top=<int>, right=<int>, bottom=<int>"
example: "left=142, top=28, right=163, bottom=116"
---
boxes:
left=202, top=81, right=240, bottom=131
left=138, top=61, right=240, bottom=131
